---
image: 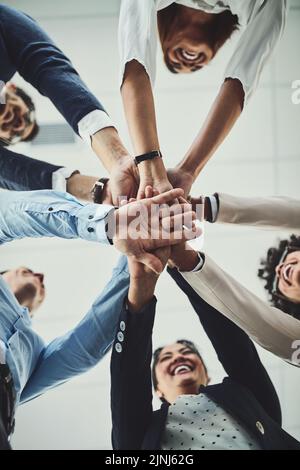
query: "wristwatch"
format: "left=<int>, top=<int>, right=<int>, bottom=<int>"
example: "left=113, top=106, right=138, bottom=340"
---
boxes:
left=134, top=150, right=162, bottom=166
left=91, top=177, right=109, bottom=204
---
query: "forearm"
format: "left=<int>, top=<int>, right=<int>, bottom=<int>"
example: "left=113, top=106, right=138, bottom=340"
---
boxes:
left=128, top=275, right=157, bottom=313
left=0, top=146, right=62, bottom=191
left=21, top=257, right=131, bottom=402
left=181, top=254, right=300, bottom=364
left=180, top=79, right=244, bottom=177
left=91, top=127, right=130, bottom=171
left=0, top=190, right=114, bottom=245
left=122, top=60, right=159, bottom=154
left=216, top=193, right=300, bottom=232
left=169, top=243, right=201, bottom=273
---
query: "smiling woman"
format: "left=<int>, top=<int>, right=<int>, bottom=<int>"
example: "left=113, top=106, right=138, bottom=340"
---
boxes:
left=259, top=235, right=300, bottom=319
left=152, top=339, right=209, bottom=404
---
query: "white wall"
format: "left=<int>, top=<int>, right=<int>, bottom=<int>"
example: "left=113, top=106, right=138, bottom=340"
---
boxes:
left=1, top=0, right=300, bottom=449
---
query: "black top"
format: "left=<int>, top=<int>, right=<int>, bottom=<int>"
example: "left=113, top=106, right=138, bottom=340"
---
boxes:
left=110, top=267, right=300, bottom=450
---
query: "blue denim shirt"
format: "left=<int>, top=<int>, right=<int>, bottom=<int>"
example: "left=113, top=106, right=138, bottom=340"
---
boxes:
left=0, top=190, right=130, bottom=406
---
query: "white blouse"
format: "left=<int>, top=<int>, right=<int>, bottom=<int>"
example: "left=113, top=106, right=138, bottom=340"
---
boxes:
left=119, top=0, right=287, bottom=103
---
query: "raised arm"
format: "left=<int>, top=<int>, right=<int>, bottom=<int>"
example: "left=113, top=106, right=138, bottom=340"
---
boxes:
left=0, top=190, right=114, bottom=245
left=0, top=5, right=136, bottom=202
left=169, top=0, right=287, bottom=192
left=119, top=0, right=172, bottom=198
left=191, top=193, right=300, bottom=232
left=0, top=145, right=103, bottom=200
left=168, top=244, right=282, bottom=423
left=111, top=250, right=168, bottom=449
left=178, top=252, right=300, bottom=366
left=215, top=193, right=300, bottom=233
left=21, top=257, right=130, bottom=403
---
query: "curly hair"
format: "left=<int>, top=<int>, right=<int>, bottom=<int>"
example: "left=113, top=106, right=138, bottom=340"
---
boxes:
left=152, top=339, right=208, bottom=393
left=258, top=234, right=300, bottom=319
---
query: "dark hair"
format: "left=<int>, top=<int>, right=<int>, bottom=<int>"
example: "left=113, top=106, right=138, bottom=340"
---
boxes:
left=158, top=4, right=239, bottom=73
left=258, top=234, right=300, bottom=319
left=0, top=271, right=8, bottom=275
left=0, top=87, right=39, bottom=146
left=15, top=87, right=35, bottom=113
left=152, top=339, right=208, bottom=392
left=15, top=87, right=39, bottom=142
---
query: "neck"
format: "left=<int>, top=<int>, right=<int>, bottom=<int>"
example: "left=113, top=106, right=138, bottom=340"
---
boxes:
left=167, top=383, right=204, bottom=404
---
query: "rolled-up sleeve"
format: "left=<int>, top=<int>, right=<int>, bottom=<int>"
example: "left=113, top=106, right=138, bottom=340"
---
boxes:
left=0, top=190, right=114, bottom=245
left=118, top=0, right=158, bottom=87
left=21, top=257, right=130, bottom=403
left=224, top=0, right=287, bottom=104
left=181, top=254, right=300, bottom=366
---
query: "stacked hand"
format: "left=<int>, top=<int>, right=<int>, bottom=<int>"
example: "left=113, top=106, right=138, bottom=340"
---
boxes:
left=113, top=186, right=200, bottom=274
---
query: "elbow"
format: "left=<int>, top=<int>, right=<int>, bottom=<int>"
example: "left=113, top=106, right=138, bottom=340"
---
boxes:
left=121, top=60, right=148, bottom=90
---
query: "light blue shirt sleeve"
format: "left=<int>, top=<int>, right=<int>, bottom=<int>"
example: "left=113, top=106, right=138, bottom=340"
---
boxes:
left=0, top=190, right=114, bottom=245
left=20, top=256, right=129, bottom=403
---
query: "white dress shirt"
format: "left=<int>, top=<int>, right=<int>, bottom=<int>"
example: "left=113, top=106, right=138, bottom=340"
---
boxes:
left=119, top=0, right=287, bottom=103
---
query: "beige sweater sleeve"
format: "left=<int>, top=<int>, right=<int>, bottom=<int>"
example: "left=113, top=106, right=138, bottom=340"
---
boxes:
left=217, top=194, right=300, bottom=232
left=181, top=255, right=300, bottom=366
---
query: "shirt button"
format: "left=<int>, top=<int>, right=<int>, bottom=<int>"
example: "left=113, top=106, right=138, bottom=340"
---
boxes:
left=88, top=215, right=93, bottom=220
left=87, top=227, right=94, bottom=233
left=120, top=321, right=126, bottom=332
left=48, top=207, right=53, bottom=211
left=115, top=342, right=122, bottom=353
left=256, top=421, right=265, bottom=435
left=117, top=331, right=124, bottom=342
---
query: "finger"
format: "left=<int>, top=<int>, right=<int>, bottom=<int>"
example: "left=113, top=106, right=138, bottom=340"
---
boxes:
left=120, top=198, right=129, bottom=207
left=151, top=188, right=184, bottom=205
left=159, top=203, right=192, bottom=219
left=129, top=198, right=136, bottom=203
left=178, top=196, right=189, bottom=204
left=137, top=188, right=146, bottom=200
left=161, top=211, right=196, bottom=231
left=155, top=224, right=201, bottom=247
left=145, top=185, right=154, bottom=199
left=135, top=252, right=163, bottom=275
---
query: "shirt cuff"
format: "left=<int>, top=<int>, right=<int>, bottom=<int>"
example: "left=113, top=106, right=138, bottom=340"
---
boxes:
left=52, top=168, right=80, bottom=192
left=78, top=110, right=116, bottom=146
left=0, top=339, right=6, bottom=364
left=209, top=195, right=219, bottom=223
left=95, top=205, right=116, bottom=244
left=180, top=253, right=204, bottom=273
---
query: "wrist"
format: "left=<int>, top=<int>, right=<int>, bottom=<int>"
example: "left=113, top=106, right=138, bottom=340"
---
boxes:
left=66, top=173, right=98, bottom=202
left=128, top=277, right=157, bottom=312
left=92, top=127, right=130, bottom=172
left=169, top=247, right=200, bottom=272
left=177, top=161, right=197, bottom=181
left=138, top=157, right=167, bottom=182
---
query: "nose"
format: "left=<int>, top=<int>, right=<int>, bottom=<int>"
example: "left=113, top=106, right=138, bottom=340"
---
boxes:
left=35, top=273, right=44, bottom=285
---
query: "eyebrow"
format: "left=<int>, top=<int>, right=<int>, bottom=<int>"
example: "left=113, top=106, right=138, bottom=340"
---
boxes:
left=159, top=347, right=192, bottom=359
left=22, top=267, right=33, bottom=273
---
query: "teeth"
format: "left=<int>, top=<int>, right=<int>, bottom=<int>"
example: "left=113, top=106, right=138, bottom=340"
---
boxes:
left=174, top=365, right=192, bottom=375
left=182, top=50, right=198, bottom=61
left=283, top=264, right=292, bottom=283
